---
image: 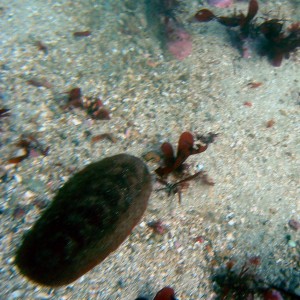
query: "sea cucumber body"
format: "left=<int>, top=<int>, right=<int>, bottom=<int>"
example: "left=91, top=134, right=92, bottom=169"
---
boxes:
left=15, top=154, right=152, bottom=286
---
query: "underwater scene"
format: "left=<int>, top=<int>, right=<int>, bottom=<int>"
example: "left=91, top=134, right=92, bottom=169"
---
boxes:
left=0, top=0, right=299, bottom=299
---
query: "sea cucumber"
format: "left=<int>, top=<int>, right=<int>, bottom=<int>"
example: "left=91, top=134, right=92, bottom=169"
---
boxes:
left=15, top=154, right=152, bottom=286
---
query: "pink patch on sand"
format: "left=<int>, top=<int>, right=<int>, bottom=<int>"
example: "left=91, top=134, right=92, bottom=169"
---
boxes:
left=207, top=0, right=233, bottom=8
left=167, top=29, right=192, bottom=60
left=242, top=39, right=253, bottom=59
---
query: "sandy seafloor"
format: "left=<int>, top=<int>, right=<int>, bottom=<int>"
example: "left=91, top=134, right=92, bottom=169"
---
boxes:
left=0, top=0, right=299, bottom=299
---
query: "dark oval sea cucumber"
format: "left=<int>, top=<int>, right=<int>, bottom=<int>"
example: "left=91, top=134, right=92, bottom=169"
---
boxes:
left=15, top=154, right=152, bottom=286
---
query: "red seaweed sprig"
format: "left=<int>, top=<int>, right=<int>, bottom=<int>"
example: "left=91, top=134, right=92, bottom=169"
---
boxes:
left=193, top=0, right=300, bottom=66
left=154, top=132, right=216, bottom=202
left=65, top=87, right=110, bottom=120
left=258, top=20, right=300, bottom=66
left=8, top=134, right=50, bottom=164
left=155, top=131, right=216, bottom=177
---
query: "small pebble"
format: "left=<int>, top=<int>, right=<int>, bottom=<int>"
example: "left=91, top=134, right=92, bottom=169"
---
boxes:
left=35, top=292, right=52, bottom=299
left=288, top=240, right=296, bottom=248
left=9, top=290, right=23, bottom=299
left=228, top=220, right=236, bottom=226
left=71, top=118, right=82, bottom=125
left=13, top=174, right=22, bottom=183
left=279, top=109, right=288, bottom=116
left=23, top=190, right=35, bottom=200
left=147, top=220, right=168, bottom=235
left=226, top=232, right=234, bottom=240
left=225, top=212, right=235, bottom=220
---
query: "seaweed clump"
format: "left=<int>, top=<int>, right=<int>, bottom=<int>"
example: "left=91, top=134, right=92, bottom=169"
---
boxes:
left=213, top=257, right=299, bottom=299
left=258, top=20, right=300, bottom=66
left=65, top=87, right=110, bottom=120
left=155, top=131, right=208, bottom=177
left=154, top=131, right=217, bottom=202
left=193, top=0, right=300, bottom=66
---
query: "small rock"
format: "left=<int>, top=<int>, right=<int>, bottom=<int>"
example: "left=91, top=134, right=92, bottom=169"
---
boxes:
left=226, top=232, right=234, bottom=240
left=228, top=220, right=236, bottom=226
left=13, top=174, right=22, bottom=183
left=24, top=190, right=35, bottom=200
left=35, top=292, right=52, bottom=299
left=288, top=240, right=296, bottom=248
left=9, top=290, right=23, bottom=299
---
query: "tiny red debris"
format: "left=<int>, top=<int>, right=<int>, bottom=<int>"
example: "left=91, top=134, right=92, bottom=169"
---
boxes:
left=65, top=88, right=111, bottom=120
left=244, top=101, right=253, bottom=107
left=91, top=133, right=116, bottom=144
left=35, top=41, right=48, bottom=54
left=73, top=31, right=91, bottom=37
left=147, top=220, right=168, bottom=235
left=8, top=134, right=49, bottom=164
left=67, top=87, right=83, bottom=108
left=248, top=256, right=261, bottom=266
left=266, top=119, right=275, bottom=128
left=247, top=82, right=263, bottom=88
left=195, top=235, right=205, bottom=243
left=27, top=79, right=52, bottom=89
left=8, top=156, right=26, bottom=164
left=288, top=219, right=300, bottom=231
left=89, top=99, right=110, bottom=120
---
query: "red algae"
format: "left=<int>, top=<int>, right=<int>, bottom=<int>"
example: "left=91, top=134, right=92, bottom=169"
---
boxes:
left=207, top=0, right=233, bottom=8
left=154, top=287, right=176, bottom=300
left=165, top=18, right=192, bottom=60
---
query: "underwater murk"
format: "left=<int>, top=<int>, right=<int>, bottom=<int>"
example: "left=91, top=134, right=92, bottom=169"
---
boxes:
left=0, top=0, right=299, bottom=299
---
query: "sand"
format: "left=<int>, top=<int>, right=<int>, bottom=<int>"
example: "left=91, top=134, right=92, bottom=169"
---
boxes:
left=0, top=0, right=299, bottom=299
